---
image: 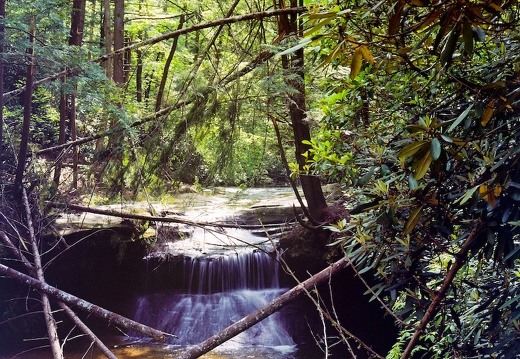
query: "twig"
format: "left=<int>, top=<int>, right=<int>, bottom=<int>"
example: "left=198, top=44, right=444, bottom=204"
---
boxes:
left=57, top=302, right=119, bottom=359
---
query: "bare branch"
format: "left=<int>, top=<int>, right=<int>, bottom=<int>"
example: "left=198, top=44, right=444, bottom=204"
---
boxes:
left=95, top=7, right=306, bottom=63
left=176, top=259, right=347, bottom=359
left=47, top=201, right=292, bottom=229
left=0, top=262, right=175, bottom=342
left=400, top=226, right=483, bottom=359
left=57, top=302, right=118, bottom=359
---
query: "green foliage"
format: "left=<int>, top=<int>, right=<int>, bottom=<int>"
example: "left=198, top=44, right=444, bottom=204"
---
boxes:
left=301, top=0, right=520, bottom=357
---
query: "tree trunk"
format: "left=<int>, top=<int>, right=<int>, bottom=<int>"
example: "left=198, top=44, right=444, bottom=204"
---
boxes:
left=155, top=14, right=185, bottom=112
left=68, top=0, right=86, bottom=189
left=55, top=0, right=86, bottom=190
left=277, top=0, right=327, bottom=222
left=0, top=0, right=5, bottom=178
left=14, top=17, right=35, bottom=195
left=177, top=258, right=348, bottom=359
left=53, top=79, right=68, bottom=188
left=136, top=47, right=143, bottom=102
left=113, top=0, right=124, bottom=86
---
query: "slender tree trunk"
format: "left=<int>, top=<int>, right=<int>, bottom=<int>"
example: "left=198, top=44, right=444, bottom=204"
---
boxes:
left=113, top=0, right=124, bottom=86
left=14, top=17, right=36, bottom=195
left=155, top=14, right=185, bottom=112
left=136, top=47, right=143, bottom=102
left=95, top=0, right=112, bottom=151
left=0, top=0, right=5, bottom=178
left=277, top=0, right=327, bottom=222
left=69, top=0, right=86, bottom=189
left=102, top=0, right=113, bottom=79
left=53, top=79, right=68, bottom=188
left=54, top=0, right=86, bottom=190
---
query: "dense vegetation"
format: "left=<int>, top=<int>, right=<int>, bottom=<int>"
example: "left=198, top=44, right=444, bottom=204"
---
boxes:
left=0, top=0, right=519, bottom=358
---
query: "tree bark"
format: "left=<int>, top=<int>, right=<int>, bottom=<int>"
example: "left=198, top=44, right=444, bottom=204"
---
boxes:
left=176, top=258, right=348, bottom=359
left=53, top=79, right=68, bottom=187
left=0, top=262, right=174, bottom=342
left=58, top=302, right=118, bottom=359
left=155, top=14, right=185, bottom=112
left=277, top=0, right=327, bottom=222
left=14, top=17, right=35, bottom=195
left=113, top=0, right=124, bottom=85
left=67, top=0, right=86, bottom=189
left=0, top=0, right=5, bottom=178
left=22, top=188, right=64, bottom=359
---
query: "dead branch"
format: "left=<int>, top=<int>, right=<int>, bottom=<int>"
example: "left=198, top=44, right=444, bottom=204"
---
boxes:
left=95, top=7, right=306, bottom=63
left=57, top=302, right=118, bottom=359
left=400, top=226, right=483, bottom=359
left=2, top=69, right=68, bottom=101
left=0, top=262, right=175, bottom=342
left=176, top=258, right=348, bottom=359
left=47, top=201, right=293, bottom=230
left=278, top=252, right=385, bottom=359
left=22, top=188, right=64, bottom=359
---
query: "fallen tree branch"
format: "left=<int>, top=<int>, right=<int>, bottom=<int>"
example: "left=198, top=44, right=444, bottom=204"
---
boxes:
left=0, top=262, right=175, bottom=342
left=22, top=188, right=63, bottom=359
left=47, top=202, right=294, bottom=230
left=57, top=302, right=118, bottom=359
left=95, top=7, right=306, bottom=63
left=176, top=258, right=348, bottom=359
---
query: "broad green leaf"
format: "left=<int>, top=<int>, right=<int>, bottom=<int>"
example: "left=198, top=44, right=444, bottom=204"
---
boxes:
left=463, top=20, right=473, bottom=56
left=481, top=99, right=495, bottom=127
left=448, top=104, right=474, bottom=132
left=404, top=206, right=423, bottom=235
left=307, top=11, right=338, bottom=20
left=413, top=150, right=432, bottom=180
left=278, top=36, right=323, bottom=56
left=398, top=140, right=428, bottom=159
left=359, top=45, right=374, bottom=63
left=430, top=138, right=441, bottom=160
left=304, top=16, right=335, bottom=37
left=350, top=48, right=363, bottom=80
left=456, top=185, right=479, bottom=205
left=408, top=173, right=419, bottom=191
left=440, top=26, right=460, bottom=67
left=473, top=25, right=486, bottom=42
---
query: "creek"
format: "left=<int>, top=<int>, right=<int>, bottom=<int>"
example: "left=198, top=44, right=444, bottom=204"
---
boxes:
left=2, top=187, right=395, bottom=358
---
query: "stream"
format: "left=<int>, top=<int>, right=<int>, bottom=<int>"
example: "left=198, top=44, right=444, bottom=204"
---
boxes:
left=7, top=187, right=328, bottom=359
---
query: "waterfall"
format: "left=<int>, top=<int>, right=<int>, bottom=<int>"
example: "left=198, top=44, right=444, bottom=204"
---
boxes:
left=130, top=251, right=296, bottom=351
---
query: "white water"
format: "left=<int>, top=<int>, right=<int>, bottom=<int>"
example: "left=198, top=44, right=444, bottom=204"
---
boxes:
left=128, top=251, right=296, bottom=354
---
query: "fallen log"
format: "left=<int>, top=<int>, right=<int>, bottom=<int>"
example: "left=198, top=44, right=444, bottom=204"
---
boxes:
left=48, top=201, right=295, bottom=230
left=176, top=258, right=348, bottom=359
left=0, top=262, right=174, bottom=342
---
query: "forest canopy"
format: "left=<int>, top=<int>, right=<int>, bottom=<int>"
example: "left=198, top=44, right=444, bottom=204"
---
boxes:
left=0, top=0, right=519, bottom=358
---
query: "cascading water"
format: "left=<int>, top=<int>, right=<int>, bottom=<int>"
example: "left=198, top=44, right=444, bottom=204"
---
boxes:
left=130, top=249, right=296, bottom=354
